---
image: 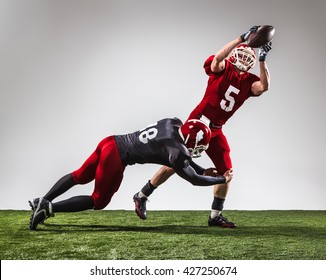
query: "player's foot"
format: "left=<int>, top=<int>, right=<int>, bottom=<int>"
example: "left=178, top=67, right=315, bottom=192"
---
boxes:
left=29, top=198, right=40, bottom=211
left=29, top=198, right=46, bottom=225
left=208, top=214, right=237, bottom=228
left=29, top=197, right=54, bottom=230
left=133, top=193, right=148, bottom=220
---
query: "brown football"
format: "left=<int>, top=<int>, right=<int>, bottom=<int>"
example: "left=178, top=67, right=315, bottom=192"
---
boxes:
left=247, top=25, right=275, bottom=48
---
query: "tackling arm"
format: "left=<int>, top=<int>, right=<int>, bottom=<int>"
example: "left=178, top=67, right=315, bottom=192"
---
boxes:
left=189, top=160, right=205, bottom=175
left=174, top=159, right=232, bottom=186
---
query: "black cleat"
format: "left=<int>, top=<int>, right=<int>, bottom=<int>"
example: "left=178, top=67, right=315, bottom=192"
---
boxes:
left=29, top=198, right=54, bottom=230
left=133, top=193, right=148, bottom=220
left=29, top=198, right=41, bottom=211
left=208, top=214, right=237, bottom=228
left=29, top=198, right=45, bottom=225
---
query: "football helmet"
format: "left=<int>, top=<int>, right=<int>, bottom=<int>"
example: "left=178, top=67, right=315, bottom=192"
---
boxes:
left=179, top=119, right=211, bottom=158
left=229, top=44, right=256, bottom=72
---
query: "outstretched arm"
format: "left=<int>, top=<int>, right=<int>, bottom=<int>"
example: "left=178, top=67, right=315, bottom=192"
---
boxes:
left=211, top=26, right=259, bottom=73
left=251, top=42, right=272, bottom=95
left=174, top=159, right=233, bottom=186
left=211, top=37, right=242, bottom=73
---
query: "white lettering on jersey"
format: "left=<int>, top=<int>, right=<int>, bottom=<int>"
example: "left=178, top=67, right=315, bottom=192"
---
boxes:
left=220, top=85, right=240, bottom=112
left=139, top=123, right=158, bottom=144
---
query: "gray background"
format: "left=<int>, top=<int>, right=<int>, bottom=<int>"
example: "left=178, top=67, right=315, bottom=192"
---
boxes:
left=1, top=0, right=325, bottom=211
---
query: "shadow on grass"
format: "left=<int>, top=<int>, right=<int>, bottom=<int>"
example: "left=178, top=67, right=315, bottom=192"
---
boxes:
left=37, top=223, right=325, bottom=240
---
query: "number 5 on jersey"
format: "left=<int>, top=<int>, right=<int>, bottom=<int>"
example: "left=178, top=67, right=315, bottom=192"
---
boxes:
left=220, top=85, right=240, bottom=112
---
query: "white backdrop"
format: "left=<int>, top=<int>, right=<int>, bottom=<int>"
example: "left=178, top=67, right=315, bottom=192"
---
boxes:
left=1, top=0, right=325, bottom=211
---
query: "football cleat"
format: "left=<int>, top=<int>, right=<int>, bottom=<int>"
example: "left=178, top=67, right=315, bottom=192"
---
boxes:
left=29, top=198, right=45, bottom=225
left=29, top=197, right=54, bottom=230
left=133, top=193, right=148, bottom=220
left=29, top=198, right=41, bottom=211
left=208, top=214, right=237, bottom=228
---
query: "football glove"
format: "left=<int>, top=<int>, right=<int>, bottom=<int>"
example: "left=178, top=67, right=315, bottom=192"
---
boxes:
left=259, top=41, right=272, bottom=61
left=240, top=25, right=260, bottom=42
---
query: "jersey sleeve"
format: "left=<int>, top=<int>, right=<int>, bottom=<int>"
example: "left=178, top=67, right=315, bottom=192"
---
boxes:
left=203, top=55, right=215, bottom=75
left=173, top=157, right=226, bottom=186
left=204, top=55, right=229, bottom=77
left=189, top=160, right=205, bottom=175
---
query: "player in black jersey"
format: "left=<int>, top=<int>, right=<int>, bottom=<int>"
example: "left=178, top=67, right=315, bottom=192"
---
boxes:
left=29, top=117, right=233, bottom=230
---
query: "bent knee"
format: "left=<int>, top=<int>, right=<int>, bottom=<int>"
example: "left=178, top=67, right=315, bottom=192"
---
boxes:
left=91, top=194, right=111, bottom=210
left=93, top=199, right=110, bottom=210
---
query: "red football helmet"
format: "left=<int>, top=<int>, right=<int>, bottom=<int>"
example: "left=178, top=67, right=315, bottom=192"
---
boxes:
left=179, top=119, right=212, bottom=158
left=229, top=44, right=256, bottom=72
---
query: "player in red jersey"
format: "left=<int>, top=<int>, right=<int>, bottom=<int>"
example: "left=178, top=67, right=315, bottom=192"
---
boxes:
left=133, top=26, right=272, bottom=227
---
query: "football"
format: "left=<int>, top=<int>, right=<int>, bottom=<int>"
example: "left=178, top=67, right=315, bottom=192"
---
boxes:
left=247, top=25, right=275, bottom=48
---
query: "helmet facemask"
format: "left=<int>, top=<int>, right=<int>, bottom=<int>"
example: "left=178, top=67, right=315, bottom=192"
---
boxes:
left=229, top=44, right=256, bottom=72
left=187, top=143, right=208, bottom=158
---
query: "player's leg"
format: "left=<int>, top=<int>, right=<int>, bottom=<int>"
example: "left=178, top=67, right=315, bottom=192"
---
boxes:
left=43, top=173, right=76, bottom=202
left=31, top=136, right=107, bottom=208
left=133, top=166, right=175, bottom=220
left=91, top=136, right=125, bottom=210
left=209, top=183, right=236, bottom=228
left=28, top=173, right=77, bottom=213
left=29, top=137, right=109, bottom=230
left=139, top=166, right=175, bottom=198
left=52, top=196, right=94, bottom=212
left=205, top=130, right=236, bottom=228
left=51, top=136, right=125, bottom=213
left=51, top=136, right=125, bottom=212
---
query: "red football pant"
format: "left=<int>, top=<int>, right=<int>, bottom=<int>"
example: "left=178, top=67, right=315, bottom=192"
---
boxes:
left=186, top=113, right=232, bottom=175
left=205, top=128, right=232, bottom=175
left=72, top=136, right=125, bottom=210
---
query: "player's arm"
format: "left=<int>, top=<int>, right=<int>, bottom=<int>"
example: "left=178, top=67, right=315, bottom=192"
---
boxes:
left=251, top=42, right=272, bottom=96
left=188, top=160, right=221, bottom=178
left=189, top=160, right=205, bottom=175
left=211, top=26, right=259, bottom=73
left=174, top=159, right=233, bottom=186
left=211, top=37, right=242, bottom=73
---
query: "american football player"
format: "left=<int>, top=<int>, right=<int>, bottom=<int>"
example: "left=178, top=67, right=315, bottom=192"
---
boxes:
left=29, top=117, right=233, bottom=230
left=133, top=26, right=272, bottom=228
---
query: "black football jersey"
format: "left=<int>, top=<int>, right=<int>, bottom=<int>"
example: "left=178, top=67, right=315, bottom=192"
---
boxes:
left=114, top=117, right=188, bottom=167
left=114, top=117, right=226, bottom=186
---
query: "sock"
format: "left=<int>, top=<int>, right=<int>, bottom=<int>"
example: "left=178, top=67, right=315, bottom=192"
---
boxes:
left=52, top=196, right=94, bottom=212
left=139, top=181, right=156, bottom=198
left=210, top=210, right=221, bottom=219
left=44, top=173, right=76, bottom=201
left=211, top=197, right=225, bottom=219
left=138, top=192, right=147, bottom=198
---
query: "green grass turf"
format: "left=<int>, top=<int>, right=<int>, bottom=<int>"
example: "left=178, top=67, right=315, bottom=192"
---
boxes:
left=0, top=210, right=325, bottom=260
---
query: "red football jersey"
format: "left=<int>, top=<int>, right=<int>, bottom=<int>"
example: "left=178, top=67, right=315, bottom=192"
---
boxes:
left=188, top=56, right=260, bottom=126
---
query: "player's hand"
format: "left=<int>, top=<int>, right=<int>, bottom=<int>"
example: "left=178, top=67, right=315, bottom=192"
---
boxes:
left=223, top=169, right=233, bottom=183
left=203, top=167, right=219, bottom=177
left=259, top=41, right=272, bottom=61
left=240, top=25, right=260, bottom=42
